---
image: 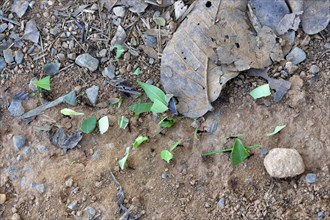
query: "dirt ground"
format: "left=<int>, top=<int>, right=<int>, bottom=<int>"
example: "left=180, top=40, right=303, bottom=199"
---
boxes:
left=0, top=1, right=330, bottom=220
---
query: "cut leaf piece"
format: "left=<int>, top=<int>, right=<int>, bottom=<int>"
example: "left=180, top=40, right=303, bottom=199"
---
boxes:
left=32, top=76, right=51, bottom=91
left=249, top=84, right=271, bottom=99
left=81, top=116, right=97, bottom=134
left=231, top=139, right=250, bottom=165
left=128, top=102, right=153, bottom=114
left=118, top=116, right=129, bottom=129
left=266, top=125, right=286, bottom=136
left=159, top=117, right=176, bottom=128
left=133, top=67, right=141, bottom=75
left=60, top=108, right=84, bottom=116
left=170, top=140, right=181, bottom=152
left=110, top=44, right=125, bottom=59
left=161, top=150, right=173, bottom=163
left=154, top=16, right=166, bottom=26
left=137, top=80, right=167, bottom=105
left=150, top=99, right=168, bottom=113
left=98, top=116, right=109, bottom=134
left=133, top=136, right=149, bottom=148
left=118, top=147, right=130, bottom=170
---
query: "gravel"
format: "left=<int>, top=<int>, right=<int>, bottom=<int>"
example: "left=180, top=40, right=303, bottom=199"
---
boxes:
left=13, top=135, right=26, bottom=150
left=75, top=53, right=99, bottom=72
left=3, top=49, right=14, bottom=64
left=264, top=148, right=305, bottom=178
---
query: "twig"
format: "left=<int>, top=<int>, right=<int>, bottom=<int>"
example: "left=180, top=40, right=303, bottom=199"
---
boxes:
left=0, top=15, right=20, bottom=26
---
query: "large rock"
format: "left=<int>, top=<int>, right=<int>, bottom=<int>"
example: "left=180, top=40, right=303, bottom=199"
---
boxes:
left=264, top=148, right=305, bottom=178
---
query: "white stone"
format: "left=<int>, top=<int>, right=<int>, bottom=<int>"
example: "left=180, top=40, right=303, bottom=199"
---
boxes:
left=264, top=148, right=305, bottom=178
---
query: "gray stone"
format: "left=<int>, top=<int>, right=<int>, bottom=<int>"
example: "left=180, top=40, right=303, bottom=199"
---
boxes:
left=92, top=149, right=101, bottom=160
left=36, top=184, right=45, bottom=193
left=113, top=6, right=126, bottom=17
left=57, top=53, right=65, bottom=62
left=261, top=147, right=268, bottom=158
left=3, top=49, right=14, bottom=64
left=11, top=213, right=21, bottom=220
left=67, top=53, right=76, bottom=60
left=98, top=49, right=107, bottom=57
left=63, top=91, right=77, bottom=106
left=0, top=57, right=6, bottom=70
left=43, top=62, right=61, bottom=75
left=285, top=62, right=298, bottom=74
left=13, top=135, right=26, bottom=150
left=305, top=173, right=317, bottom=184
left=23, top=19, right=40, bottom=44
left=317, top=211, right=325, bottom=219
left=85, top=206, right=96, bottom=219
left=309, top=65, right=319, bottom=74
left=286, top=47, right=306, bottom=65
left=12, top=0, right=29, bottom=18
left=161, top=171, right=168, bottom=179
left=102, top=66, right=116, bottom=79
left=86, top=85, right=99, bottom=106
left=324, top=43, right=330, bottom=49
left=8, top=100, right=25, bottom=116
left=37, top=145, right=47, bottom=152
left=29, top=77, right=38, bottom=92
left=68, top=200, right=79, bottom=210
left=15, top=51, right=24, bottom=64
left=264, top=148, right=305, bottom=178
left=146, top=79, right=153, bottom=85
left=75, top=53, right=99, bottom=72
left=0, top=23, right=8, bottom=33
left=217, top=197, right=225, bottom=208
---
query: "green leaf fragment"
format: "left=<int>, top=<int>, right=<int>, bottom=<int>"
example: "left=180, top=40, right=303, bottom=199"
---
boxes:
left=231, top=139, right=250, bottom=165
left=161, top=150, right=173, bottom=163
left=153, top=16, right=166, bottom=26
left=118, top=147, right=130, bottom=170
left=133, top=67, right=141, bottom=75
left=266, top=125, right=286, bottom=136
left=98, top=116, right=109, bottom=134
left=249, top=84, right=271, bottom=99
left=32, top=76, right=51, bottom=91
left=118, top=116, right=129, bottom=129
left=194, top=127, right=199, bottom=140
left=133, top=136, right=149, bottom=148
left=159, top=117, right=176, bottom=128
left=81, top=116, right=97, bottom=134
left=150, top=99, right=168, bottom=113
left=110, top=44, right=125, bottom=59
left=128, top=102, right=153, bottom=114
left=170, top=140, right=181, bottom=152
left=60, top=108, right=84, bottom=116
left=137, top=80, right=167, bottom=105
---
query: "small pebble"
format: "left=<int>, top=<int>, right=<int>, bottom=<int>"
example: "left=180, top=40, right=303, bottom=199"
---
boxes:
left=317, top=211, right=325, bottom=219
left=92, top=149, right=101, bottom=160
left=305, top=173, right=317, bottom=184
left=0, top=57, right=6, bottom=70
left=261, top=147, right=268, bottom=158
left=13, top=135, right=26, bottom=150
left=85, top=206, right=96, bottom=219
left=286, top=47, right=306, bottom=65
left=161, top=171, right=168, bottom=179
left=15, top=51, right=24, bottom=64
left=86, top=85, right=99, bottom=106
left=36, top=184, right=45, bottom=193
left=309, top=65, right=319, bottom=74
left=113, top=6, right=126, bottom=17
left=0, top=194, right=6, bottom=204
left=146, top=79, right=153, bottom=85
left=3, top=49, right=14, bottom=64
left=217, top=197, right=225, bottom=207
left=11, top=213, right=21, bottom=220
left=37, top=145, right=47, bottom=152
left=102, top=66, right=116, bottom=79
left=65, top=178, right=73, bottom=188
left=68, top=200, right=79, bottom=210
